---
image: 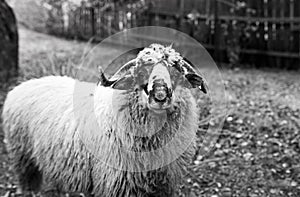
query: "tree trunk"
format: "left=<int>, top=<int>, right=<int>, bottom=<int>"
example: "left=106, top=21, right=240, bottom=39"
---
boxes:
left=0, top=0, right=18, bottom=82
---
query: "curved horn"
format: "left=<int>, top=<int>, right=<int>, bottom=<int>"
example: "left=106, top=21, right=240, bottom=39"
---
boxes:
left=98, top=59, right=138, bottom=89
left=97, top=66, right=116, bottom=86
left=181, top=58, right=198, bottom=74
left=173, top=58, right=208, bottom=94
left=109, top=59, right=137, bottom=81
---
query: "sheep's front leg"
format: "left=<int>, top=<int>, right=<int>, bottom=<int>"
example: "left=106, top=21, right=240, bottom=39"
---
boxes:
left=9, top=152, right=43, bottom=194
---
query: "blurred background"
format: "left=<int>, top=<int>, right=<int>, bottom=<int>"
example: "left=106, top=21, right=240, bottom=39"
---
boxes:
left=7, top=0, right=300, bottom=69
left=0, top=0, right=300, bottom=197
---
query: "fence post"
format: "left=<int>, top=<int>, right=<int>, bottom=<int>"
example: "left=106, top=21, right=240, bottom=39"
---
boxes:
left=91, top=7, right=95, bottom=36
left=205, top=0, right=211, bottom=17
left=147, top=1, right=153, bottom=25
left=214, top=0, right=220, bottom=62
left=179, top=0, right=185, bottom=31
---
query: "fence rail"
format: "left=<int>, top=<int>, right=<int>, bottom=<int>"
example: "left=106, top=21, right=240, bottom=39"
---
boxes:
left=147, top=0, right=300, bottom=67
left=48, top=0, right=300, bottom=68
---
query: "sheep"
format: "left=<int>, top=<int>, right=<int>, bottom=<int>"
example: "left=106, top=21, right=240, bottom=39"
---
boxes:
left=2, top=43, right=208, bottom=197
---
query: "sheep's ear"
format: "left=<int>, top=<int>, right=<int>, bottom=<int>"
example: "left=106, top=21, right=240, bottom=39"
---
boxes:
left=185, top=73, right=208, bottom=94
left=111, top=75, right=135, bottom=90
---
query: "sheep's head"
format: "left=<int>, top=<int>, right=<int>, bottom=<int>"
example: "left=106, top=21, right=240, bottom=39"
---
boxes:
left=99, top=44, right=208, bottom=114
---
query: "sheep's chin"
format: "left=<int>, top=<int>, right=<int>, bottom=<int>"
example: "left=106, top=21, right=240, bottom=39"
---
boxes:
left=147, top=101, right=174, bottom=114
left=148, top=107, right=167, bottom=114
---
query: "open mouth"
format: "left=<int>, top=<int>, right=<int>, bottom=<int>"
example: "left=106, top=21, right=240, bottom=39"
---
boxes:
left=148, top=105, right=170, bottom=114
left=149, top=103, right=171, bottom=110
left=143, top=80, right=173, bottom=113
left=149, top=107, right=167, bottom=114
left=147, top=95, right=172, bottom=113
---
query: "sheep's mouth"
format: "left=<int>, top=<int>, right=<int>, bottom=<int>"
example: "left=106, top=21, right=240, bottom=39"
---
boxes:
left=142, top=82, right=173, bottom=113
left=148, top=102, right=171, bottom=112
left=147, top=93, right=172, bottom=113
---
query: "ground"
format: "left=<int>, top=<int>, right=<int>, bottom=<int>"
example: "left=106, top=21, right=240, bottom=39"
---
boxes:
left=0, top=27, right=300, bottom=197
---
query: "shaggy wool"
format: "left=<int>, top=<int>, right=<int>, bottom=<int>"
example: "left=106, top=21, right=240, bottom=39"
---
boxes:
left=2, top=76, right=199, bottom=196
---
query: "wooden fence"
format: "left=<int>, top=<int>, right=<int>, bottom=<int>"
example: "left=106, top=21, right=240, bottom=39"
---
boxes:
left=48, top=0, right=300, bottom=68
left=51, top=1, right=149, bottom=40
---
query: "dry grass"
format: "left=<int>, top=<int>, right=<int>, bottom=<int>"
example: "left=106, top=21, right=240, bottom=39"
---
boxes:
left=0, top=27, right=300, bottom=197
left=18, top=28, right=91, bottom=80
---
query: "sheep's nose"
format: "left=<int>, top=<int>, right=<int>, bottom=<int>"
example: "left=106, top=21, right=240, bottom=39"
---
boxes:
left=154, top=87, right=167, bottom=101
left=149, top=79, right=172, bottom=105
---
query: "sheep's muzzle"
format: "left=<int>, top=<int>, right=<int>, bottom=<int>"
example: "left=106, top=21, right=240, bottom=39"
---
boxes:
left=148, top=79, right=172, bottom=112
left=154, top=86, right=167, bottom=101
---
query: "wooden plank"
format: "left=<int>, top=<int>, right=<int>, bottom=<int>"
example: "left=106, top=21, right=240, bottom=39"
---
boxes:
left=216, top=15, right=300, bottom=23
left=179, top=0, right=185, bottom=31
left=270, top=0, right=277, bottom=51
left=205, top=0, right=210, bottom=17
left=290, top=0, right=295, bottom=28
left=91, top=7, right=95, bottom=36
left=79, top=7, right=83, bottom=36
left=196, top=0, right=206, bottom=14
left=288, top=0, right=293, bottom=51
left=255, top=0, right=264, bottom=17
left=204, top=44, right=300, bottom=58
left=280, top=0, right=285, bottom=18
left=214, top=0, right=220, bottom=61
left=123, top=33, right=300, bottom=59
left=148, top=10, right=300, bottom=23
left=83, top=7, right=87, bottom=35
left=298, top=0, right=300, bottom=16
left=263, top=0, right=270, bottom=51
left=51, top=1, right=300, bottom=68
left=271, top=0, right=276, bottom=18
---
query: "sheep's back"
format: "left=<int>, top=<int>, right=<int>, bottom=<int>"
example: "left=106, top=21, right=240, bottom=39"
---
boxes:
left=2, top=76, right=94, bottom=192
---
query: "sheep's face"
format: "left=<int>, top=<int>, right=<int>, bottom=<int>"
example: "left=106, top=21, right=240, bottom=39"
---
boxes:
left=99, top=44, right=208, bottom=114
left=145, top=61, right=173, bottom=113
